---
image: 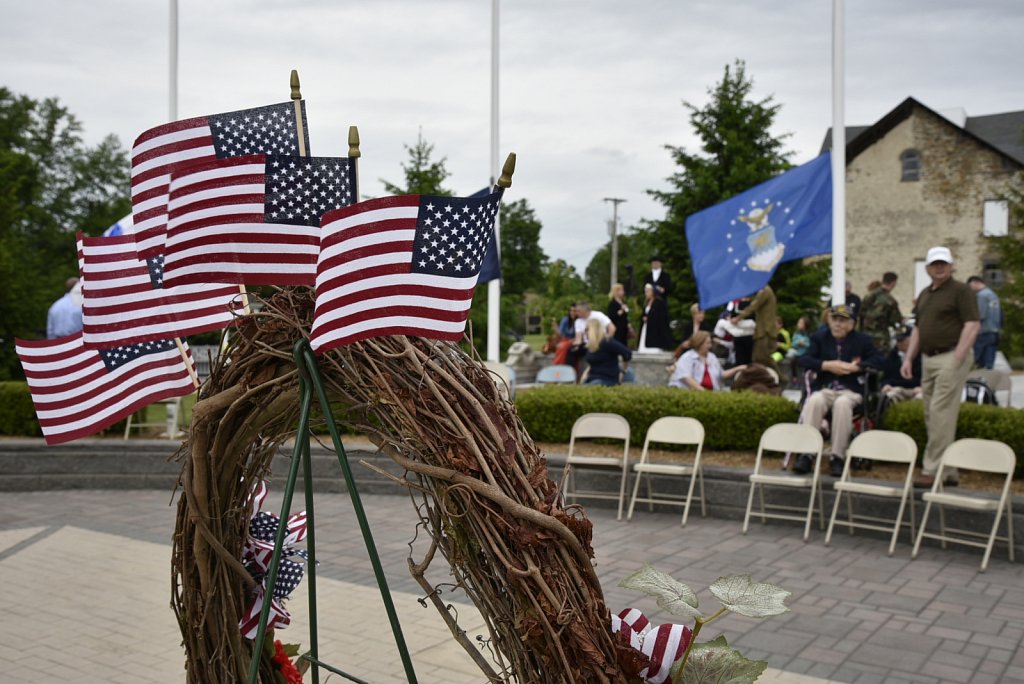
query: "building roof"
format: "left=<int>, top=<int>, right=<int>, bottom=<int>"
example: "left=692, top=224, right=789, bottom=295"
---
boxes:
left=820, top=97, right=1024, bottom=166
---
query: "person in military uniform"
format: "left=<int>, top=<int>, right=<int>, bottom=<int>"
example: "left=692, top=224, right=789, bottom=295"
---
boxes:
left=859, top=271, right=903, bottom=350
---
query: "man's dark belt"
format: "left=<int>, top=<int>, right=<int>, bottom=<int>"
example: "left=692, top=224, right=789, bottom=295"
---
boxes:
left=923, top=345, right=955, bottom=356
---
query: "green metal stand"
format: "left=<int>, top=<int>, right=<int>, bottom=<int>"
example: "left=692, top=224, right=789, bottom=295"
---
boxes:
left=247, top=340, right=419, bottom=684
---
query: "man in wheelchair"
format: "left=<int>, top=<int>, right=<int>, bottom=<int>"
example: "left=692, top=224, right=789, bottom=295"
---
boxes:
left=794, top=304, right=885, bottom=477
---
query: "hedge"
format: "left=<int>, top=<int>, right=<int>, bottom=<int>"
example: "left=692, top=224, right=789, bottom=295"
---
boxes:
left=514, top=385, right=799, bottom=451
left=884, top=400, right=1024, bottom=475
left=0, top=382, right=41, bottom=437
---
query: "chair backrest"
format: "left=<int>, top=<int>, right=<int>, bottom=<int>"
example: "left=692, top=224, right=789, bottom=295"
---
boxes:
left=846, top=429, right=918, bottom=465
left=939, top=438, right=1016, bottom=474
left=643, top=416, right=704, bottom=449
left=537, top=365, right=577, bottom=384
left=571, top=413, right=630, bottom=441
left=758, top=423, right=823, bottom=456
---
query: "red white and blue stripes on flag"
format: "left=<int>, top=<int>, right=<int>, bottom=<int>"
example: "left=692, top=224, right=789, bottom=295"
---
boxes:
left=309, top=189, right=503, bottom=352
left=131, top=101, right=308, bottom=259
left=77, top=234, right=243, bottom=348
left=162, top=153, right=355, bottom=287
left=15, top=333, right=197, bottom=445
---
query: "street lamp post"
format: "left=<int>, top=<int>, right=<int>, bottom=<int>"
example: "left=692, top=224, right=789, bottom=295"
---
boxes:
left=604, top=197, right=626, bottom=287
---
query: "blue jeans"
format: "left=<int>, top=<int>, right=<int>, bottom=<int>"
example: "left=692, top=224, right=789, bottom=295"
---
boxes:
left=973, top=331, right=999, bottom=369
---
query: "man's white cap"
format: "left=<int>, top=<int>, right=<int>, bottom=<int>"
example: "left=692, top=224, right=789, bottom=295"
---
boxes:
left=925, top=246, right=953, bottom=265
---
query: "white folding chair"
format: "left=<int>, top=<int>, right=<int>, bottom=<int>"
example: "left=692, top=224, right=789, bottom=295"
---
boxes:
left=825, top=430, right=918, bottom=555
left=626, top=417, right=706, bottom=526
left=742, top=423, right=825, bottom=541
left=560, top=413, right=631, bottom=520
left=536, top=364, right=577, bottom=384
left=912, top=438, right=1016, bottom=572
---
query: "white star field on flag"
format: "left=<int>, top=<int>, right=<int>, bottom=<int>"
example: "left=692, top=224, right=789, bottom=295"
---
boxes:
left=265, top=156, right=354, bottom=226
left=411, top=195, right=501, bottom=277
left=209, top=104, right=299, bottom=157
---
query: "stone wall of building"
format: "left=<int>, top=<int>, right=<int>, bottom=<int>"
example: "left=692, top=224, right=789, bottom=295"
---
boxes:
left=846, top=105, right=1015, bottom=313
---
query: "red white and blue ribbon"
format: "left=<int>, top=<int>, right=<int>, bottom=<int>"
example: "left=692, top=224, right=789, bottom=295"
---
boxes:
left=239, top=481, right=313, bottom=639
left=611, top=608, right=692, bottom=684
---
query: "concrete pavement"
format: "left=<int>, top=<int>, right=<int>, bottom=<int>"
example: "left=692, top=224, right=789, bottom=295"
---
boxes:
left=2, top=486, right=1022, bottom=683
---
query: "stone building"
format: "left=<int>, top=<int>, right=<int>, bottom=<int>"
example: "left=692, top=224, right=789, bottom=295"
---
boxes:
left=822, top=97, right=1024, bottom=312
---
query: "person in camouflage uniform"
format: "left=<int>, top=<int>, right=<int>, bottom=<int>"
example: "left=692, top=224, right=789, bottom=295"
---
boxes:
left=859, top=271, right=903, bottom=350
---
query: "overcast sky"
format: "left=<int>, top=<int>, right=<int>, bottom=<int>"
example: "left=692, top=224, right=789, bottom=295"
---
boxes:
left=2, top=0, right=1021, bottom=273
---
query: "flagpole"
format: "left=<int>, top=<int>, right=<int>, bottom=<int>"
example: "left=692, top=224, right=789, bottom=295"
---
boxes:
left=348, top=126, right=361, bottom=201
left=831, top=0, right=846, bottom=305
left=169, top=0, right=178, bottom=122
left=175, top=338, right=201, bottom=389
left=291, top=69, right=308, bottom=157
left=486, top=0, right=501, bottom=362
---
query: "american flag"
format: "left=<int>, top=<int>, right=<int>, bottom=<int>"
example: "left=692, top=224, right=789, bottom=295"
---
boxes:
left=131, top=101, right=307, bottom=259
left=78, top=233, right=243, bottom=348
left=309, top=189, right=503, bottom=353
left=162, top=153, right=355, bottom=287
left=15, top=333, right=196, bottom=445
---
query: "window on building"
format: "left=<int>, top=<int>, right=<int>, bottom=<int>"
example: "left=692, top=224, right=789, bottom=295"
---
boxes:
left=983, top=258, right=1005, bottom=289
left=983, top=199, right=1009, bottom=237
left=900, top=149, right=921, bottom=181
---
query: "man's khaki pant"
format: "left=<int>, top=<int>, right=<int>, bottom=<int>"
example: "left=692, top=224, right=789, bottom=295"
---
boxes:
left=921, top=351, right=974, bottom=478
left=799, top=388, right=862, bottom=459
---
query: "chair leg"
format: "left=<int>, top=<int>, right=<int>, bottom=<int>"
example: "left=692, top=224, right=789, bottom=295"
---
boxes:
left=912, top=501, right=933, bottom=559
left=682, top=470, right=698, bottom=527
left=889, top=493, right=909, bottom=557
left=803, top=480, right=817, bottom=541
left=698, top=468, right=707, bottom=518
left=626, top=468, right=643, bottom=521
left=742, top=482, right=757, bottom=535
left=980, top=504, right=1005, bottom=573
left=757, top=484, right=767, bottom=523
left=1008, top=499, right=1015, bottom=563
left=616, top=465, right=628, bottom=521
left=646, top=474, right=654, bottom=513
left=825, top=490, right=843, bottom=546
left=846, top=491, right=854, bottom=535
left=938, top=503, right=947, bottom=550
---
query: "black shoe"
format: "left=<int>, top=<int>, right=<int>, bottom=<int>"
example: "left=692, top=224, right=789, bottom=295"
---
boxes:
left=830, top=455, right=845, bottom=477
left=792, top=454, right=813, bottom=475
left=850, top=457, right=872, bottom=472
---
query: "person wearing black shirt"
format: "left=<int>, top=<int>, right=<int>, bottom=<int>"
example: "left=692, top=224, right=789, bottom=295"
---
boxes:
left=795, top=304, right=884, bottom=477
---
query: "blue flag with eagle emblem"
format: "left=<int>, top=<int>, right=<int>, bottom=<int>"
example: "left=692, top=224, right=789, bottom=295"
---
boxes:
left=685, top=152, right=832, bottom=309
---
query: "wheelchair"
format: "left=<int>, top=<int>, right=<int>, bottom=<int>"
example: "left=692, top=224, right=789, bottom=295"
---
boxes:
left=786, top=368, right=883, bottom=472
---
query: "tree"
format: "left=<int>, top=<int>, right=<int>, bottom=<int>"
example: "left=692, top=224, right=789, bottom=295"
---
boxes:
left=498, top=198, right=547, bottom=296
left=645, top=61, right=825, bottom=324
left=380, top=130, right=453, bottom=196
left=992, top=173, right=1024, bottom=360
left=0, top=88, right=129, bottom=379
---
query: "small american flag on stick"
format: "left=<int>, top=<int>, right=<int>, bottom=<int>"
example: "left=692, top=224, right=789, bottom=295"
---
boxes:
left=162, top=153, right=355, bottom=287
left=131, top=101, right=308, bottom=259
left=78, top=233, right=243, bottom=348
left=309, top=189, right=503, bottom=353
left=15, top=333, right=197, bottom=445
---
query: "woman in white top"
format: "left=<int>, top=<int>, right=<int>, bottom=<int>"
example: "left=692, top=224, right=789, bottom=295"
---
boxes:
left=668, top=331, right=746, bottom=390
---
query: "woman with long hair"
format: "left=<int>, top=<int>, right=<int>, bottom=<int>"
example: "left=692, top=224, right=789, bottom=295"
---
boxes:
left=637, top=283, right=673, bottom=352
left=668, top=330, right=746, bottom=390
left=606, top=282, right=632, bottom=346
left=583, top=317, right=632, bottom=386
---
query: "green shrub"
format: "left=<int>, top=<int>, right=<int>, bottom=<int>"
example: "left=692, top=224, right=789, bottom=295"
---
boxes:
left=883, top=400, right=1024, bottom=475
left=0, top=381, right=41, bottom=437
left=514, top=385, right=798, bottom=450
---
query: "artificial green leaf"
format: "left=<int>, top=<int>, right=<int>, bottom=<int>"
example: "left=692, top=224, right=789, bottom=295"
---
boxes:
left=709, top=575, right=790, bottom=619
left=671, top=635, right=768, bottom=684
left=619, top=564, right=702, bottom=619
